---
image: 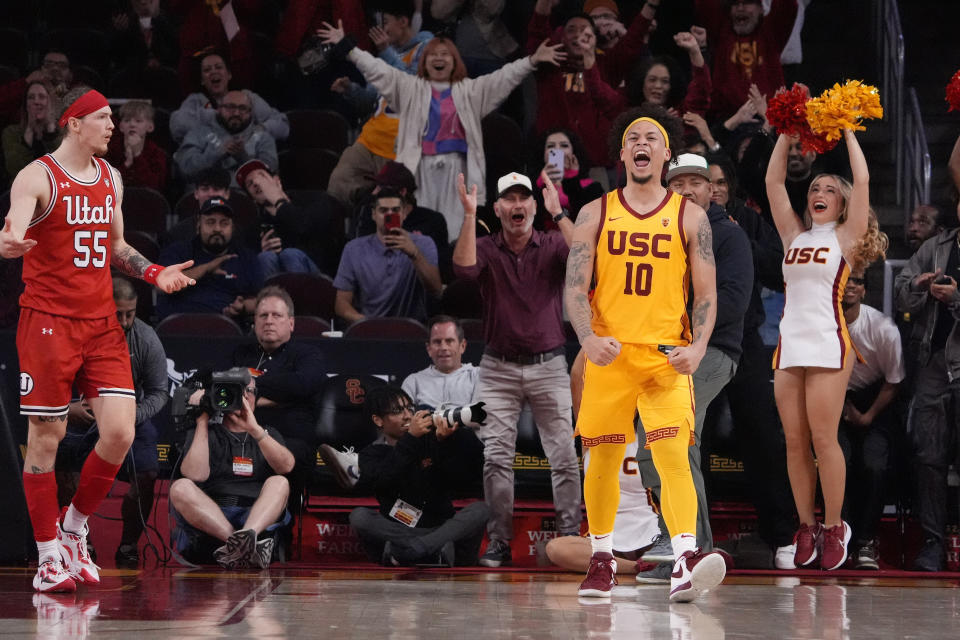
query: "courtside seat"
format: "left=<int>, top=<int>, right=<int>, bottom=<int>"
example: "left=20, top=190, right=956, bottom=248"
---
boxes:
left=343, top=317, right=429, bottom=340
left=154, top=313, right=243, bottom=337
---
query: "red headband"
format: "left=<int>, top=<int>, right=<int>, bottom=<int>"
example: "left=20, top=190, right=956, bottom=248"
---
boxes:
left=58, top=90, right=110, bottom=128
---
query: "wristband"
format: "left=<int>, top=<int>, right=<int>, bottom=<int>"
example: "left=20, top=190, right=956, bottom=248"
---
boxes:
left=255, top=428, right=268, bottom=442
left=553, top=210, right=569, bottom=224
left=143, top=263, right=163, bottom=286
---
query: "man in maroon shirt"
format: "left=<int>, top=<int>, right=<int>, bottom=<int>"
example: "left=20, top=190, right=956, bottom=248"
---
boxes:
left=453, top=170, right=581, bottom=567
left=696, top=0, right=798, bottom=120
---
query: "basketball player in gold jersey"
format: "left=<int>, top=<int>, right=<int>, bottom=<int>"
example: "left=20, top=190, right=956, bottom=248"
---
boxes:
left=565, top=107, right=725, bottom=602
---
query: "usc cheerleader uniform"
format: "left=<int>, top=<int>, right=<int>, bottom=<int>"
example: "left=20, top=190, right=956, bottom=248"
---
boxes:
left=775, top=221, right=853, bottom=370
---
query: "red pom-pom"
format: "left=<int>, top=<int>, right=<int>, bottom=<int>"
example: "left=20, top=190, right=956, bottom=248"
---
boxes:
left=767, top=84, right=810, bottom=136
left=767, top=83, right=835, bottom=154
left=947, top=70, right=960, bottom=112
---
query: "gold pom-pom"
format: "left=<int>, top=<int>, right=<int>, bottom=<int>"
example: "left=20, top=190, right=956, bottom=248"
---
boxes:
left=806, top=80, right=884, bottom=141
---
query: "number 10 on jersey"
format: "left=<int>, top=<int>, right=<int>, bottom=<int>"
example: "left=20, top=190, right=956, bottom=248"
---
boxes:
left=623, top=261, right=652, bottom=296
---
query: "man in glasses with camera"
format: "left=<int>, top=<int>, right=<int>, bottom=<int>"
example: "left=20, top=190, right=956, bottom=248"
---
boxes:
left=169, top=371, right=295, bottom=569
left=348, top=386, right=488, bottom=567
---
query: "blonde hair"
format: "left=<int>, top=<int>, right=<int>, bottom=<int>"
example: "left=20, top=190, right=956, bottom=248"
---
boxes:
left=118, top=100, right=154, bottom=122
left=803, top=173, right=853, bottom=227
left=850, top=208, right=889, bottom=273
left=804, top=174, right=887, bottom=271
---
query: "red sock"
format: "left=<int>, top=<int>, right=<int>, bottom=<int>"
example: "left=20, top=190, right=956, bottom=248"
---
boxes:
left=72, top=450, right=123, bottom=516
left=22, top=471, right=58, bottom=542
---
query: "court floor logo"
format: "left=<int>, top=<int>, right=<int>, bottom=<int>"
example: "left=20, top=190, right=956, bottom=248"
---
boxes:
left=20, top=372, right=34, bottom=396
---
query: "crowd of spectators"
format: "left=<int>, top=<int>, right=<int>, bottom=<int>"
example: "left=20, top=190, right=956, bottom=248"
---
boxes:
left=2, top=0, right=960, bottom=572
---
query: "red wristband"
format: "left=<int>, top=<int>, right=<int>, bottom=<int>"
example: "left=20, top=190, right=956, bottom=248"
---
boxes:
left=143, top=264, right=163, bottom=285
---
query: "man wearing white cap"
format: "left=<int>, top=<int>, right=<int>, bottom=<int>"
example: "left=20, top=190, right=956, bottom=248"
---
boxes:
left=634, top=152, right=754, bottom=580
left=453, top=169, right=580, bottom=568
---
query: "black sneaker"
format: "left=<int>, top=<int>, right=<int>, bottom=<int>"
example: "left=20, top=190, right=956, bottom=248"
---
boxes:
left=912, top=537, right=945, bottom=572
left=854, top=540, right=879, bottom=570
left=478, top=539, right=511, bottom=567
left=114, top=544, right=139, bottom=569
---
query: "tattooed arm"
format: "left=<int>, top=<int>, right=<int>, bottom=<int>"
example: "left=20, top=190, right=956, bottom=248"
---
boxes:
left=666, top=203, right=716, bottom=375
left=564, top=199, right=621, bottom=366
left=108, top=167, right=195, bottom=293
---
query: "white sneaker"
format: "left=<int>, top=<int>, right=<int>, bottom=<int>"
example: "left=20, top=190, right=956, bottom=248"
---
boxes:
left=669, top=549, right=726, bottom=603
left=775, top=543, right=797, bottom=570
left=318, top=445, right=360, bottom=489
left=32, top=559, right=77, bottom=593
left=57, top=515, right=100, bottom=584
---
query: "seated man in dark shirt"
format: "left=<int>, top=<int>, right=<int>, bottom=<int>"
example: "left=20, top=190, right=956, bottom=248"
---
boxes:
left=232, top=286, right=326, bottom=474
left=235, top=159, right=340, bottom=277
left=349, top=386, right=489, bottom=567
left=157, top=196, right=264, bottom=321
left=170, top=372, right=295, bottom=569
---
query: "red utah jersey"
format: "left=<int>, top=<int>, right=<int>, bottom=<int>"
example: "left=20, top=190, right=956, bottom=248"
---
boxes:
left=20, top=155, right=119, bottom=319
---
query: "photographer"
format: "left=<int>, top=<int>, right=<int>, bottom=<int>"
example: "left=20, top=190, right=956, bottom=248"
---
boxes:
left=321, top=314, right=477, bottom=489
left=170, top=372, right=295, bottom=569
left=349, top=387, right=489, bottom=567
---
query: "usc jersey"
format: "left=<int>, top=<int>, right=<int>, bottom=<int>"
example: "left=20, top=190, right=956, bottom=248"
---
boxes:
left=590, top=189, right=692, bottom=345
left=21, top=155, right=119, bottom=319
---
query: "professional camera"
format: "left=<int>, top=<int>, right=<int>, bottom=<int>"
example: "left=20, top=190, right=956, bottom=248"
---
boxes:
left=433, top=402, right=487, bottom=429
left=171, top=367, right=251, bottom=430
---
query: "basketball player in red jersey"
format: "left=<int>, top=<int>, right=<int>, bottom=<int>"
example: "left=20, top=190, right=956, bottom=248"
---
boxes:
left=0, top=86, right=194, bottom=592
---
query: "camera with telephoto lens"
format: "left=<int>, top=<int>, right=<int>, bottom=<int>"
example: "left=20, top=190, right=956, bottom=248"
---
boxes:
left=171, top=367, right=251, bottom=430
left=432, top=402, right=487, bottom=429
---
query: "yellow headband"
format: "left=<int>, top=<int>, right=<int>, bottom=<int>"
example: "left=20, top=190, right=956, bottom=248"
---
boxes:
left=621, top=117, right=669, bottom=149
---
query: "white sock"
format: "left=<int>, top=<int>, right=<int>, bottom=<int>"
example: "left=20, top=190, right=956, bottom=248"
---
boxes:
left=62, top=504, right=88, bottom=534
left=591, top=533, right=614, bottom=555
left=671, top=533, right=697, bottom=560
left=37, top=539, right=59, bottom=564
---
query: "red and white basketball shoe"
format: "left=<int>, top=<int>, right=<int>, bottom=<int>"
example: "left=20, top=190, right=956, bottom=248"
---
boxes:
left=32, top=559, right=77, bottom=593
left=669, top=549, right=726, bottom=603
left=57, top=510, right=100, bottom=584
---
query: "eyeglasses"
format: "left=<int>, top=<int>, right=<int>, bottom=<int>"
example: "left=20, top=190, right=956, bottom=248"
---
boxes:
left=848, top=277, right=866, bottom=285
